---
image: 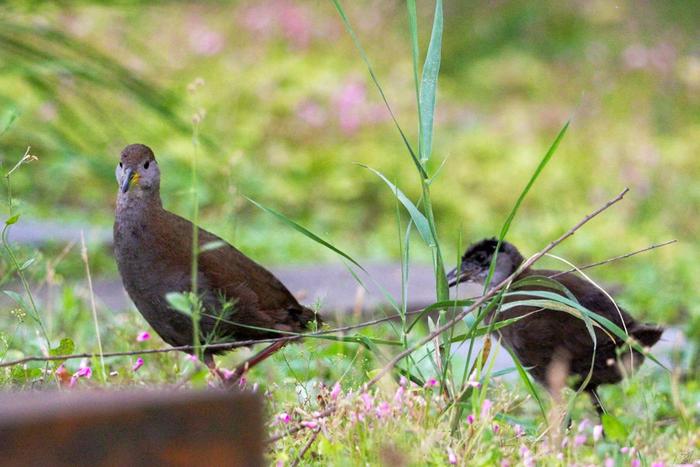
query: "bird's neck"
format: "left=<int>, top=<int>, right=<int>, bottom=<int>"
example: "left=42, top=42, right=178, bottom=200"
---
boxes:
left=116, top=191, right=162, bottom=219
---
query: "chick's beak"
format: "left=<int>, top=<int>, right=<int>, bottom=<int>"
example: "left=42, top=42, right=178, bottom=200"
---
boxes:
left=120, top=168, right=139, bottom=193
left=446, top=266, right=461, bottom=287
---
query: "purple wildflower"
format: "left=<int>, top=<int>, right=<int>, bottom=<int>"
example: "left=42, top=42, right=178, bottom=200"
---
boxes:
left=376, top=401, right=391, bottom=419
left=132, top=357, right=144, bottom=372
left=301, top=420, right=318, bottom=429
left=466, top=414, right=475, bottom=425
left=631, top=459, right=641, bottom=467
left=136, top=331, right=151, bottom=342
left=574, top=434, right=587, bottom=447
left=425, top=377, right=438, bottom=388
left=447, top=447, right=457, bottom=465
left=360, top=392, right=373, bottom=411
left=493, top=424, right=500, bottom=434
left=277, top=412, right=291, bottom=424
left=604, top=458, right=615, bottom=467
left=514, top=424, right=524, bottom=437
left=481, top=399, right=493, bottom=418
left=330, top=382, right=341, bottom=401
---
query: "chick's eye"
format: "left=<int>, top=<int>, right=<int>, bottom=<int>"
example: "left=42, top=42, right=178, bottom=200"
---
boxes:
left=143, top=161, right=150, bottom=170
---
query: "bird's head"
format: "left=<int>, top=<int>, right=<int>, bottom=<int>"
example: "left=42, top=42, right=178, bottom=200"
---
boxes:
left=446, top=238, right=524, bottom=288
left=116, top=144, right=160, bottom=196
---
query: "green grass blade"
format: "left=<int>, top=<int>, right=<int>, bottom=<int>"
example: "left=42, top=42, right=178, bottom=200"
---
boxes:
left=406, top=0, right=421, bottom=116
left=418, top=0, right=443, bottom=164
left=484, top=121, right=570, bottom=289
left=330, top=0, right=427, bottom=179
left=245, top=196, right=365, bottom=272
left=360, top=164, right=434, bottom=246
left=505, top=345, right=548, bottom=421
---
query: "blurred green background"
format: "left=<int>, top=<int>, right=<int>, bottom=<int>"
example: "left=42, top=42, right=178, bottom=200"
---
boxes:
left=0, top=0, right=698, bottom=335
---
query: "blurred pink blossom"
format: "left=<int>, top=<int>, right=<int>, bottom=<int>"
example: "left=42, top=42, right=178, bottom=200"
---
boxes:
left=447, top=447, right=457, bottom=464
left=650, top=463, right=665, bottom=467
left=593, top=424, right=604, bottom=442
left=132, top=357, right=144, bottom=372
left=393, top=385, right=405, bottom=404
left=481, top=399, right=493, bottom=418
left=334, top=81, right=366, bottom=134
left=631, top=459, right=641, bottom=467
left=399, top=375, right=408, bottom=386
left=277, top=412, right=291, bottom=424
left=69, top=365, right=92, bottom=387
left=189, top=27, right=224, bottom=56
left=360, top=392, right=373, bottom=411
left=604, top=458, right=615, bottom=467
left=136, top=331, right=150, bottom=342
left=375, top=401, right=391, bottom=419
left=297, top=100, right=327, bottom=128
left=500, top=461, right=510, bottom=467
left=574, top=434, right=587, bottom=447
left=578, top=418, right=589, bottom=432
left=425, top=377, right=438, bottom=388
left=514, top=424, right=524, bottom=437
left=300, top=420, right=318, bottom=429
left=492, top=424, right=500, bottom=434
left=466, top=414, right=475, bottom=424
left=330, top=382, right=341, bottom=400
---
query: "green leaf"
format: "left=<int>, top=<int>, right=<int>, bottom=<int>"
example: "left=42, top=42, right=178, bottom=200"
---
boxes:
left=602, top=413, right=629, bottom=443
left=360, top=165, right=433, bottom=246
left=505, top=345, right=548, bottom=421
left=19, top=257, right=36, bottom=271
left=166, top=292, right=193, bottom=316
left=406, top=0, right=420, bottom=115
left=245, top=196, right=365, bottom=272
left=3, top=290, right=26, bottom=309
left=484, top=121, right=569, bottom=289
left=50, top=337, right=75, bottom=357
left=418, top=0, right=443, bottom=164
left=5, top=214, right=19, bottom=225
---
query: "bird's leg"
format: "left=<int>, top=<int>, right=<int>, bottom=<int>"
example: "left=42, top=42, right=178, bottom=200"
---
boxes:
left=228, top=339, right=289, bottom=383
left=202, top=353, right=228, bottom=383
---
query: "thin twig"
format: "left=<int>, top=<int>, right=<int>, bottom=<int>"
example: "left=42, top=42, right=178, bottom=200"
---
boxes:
left=290, top=428, right=321, bottom=467
left=81, top=231, right=106, bottom=383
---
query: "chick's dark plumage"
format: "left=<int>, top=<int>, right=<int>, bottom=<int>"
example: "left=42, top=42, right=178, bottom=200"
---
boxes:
left=448, top=238, right=663, bottom=412
left=113, top=144, right=318, bottom=362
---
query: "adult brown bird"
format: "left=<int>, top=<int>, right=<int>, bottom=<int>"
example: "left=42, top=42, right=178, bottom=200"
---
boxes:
left=113, top=144, right=319, bottom=379
left=446, top=238, right=663, bottom=415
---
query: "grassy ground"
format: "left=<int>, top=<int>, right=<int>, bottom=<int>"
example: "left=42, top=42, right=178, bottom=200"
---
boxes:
left=1, top=0, right=699, bottom=465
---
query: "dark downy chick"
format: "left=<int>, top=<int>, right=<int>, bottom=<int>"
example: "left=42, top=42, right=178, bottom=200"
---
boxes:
left=447, top=238, right=663, bottom=416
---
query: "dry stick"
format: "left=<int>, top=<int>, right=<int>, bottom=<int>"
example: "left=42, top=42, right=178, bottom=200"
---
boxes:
left=268, top=187, right=630, bottom=444
left=290, top=428, right=321, bottom=467
left=2, top=212, right=674, bottom=372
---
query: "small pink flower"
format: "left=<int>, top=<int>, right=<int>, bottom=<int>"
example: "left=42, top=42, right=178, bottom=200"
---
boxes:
left=375, top=401, right=391, bottom=419
left=514, top=424, right=524, bottom=437
left=466, top=414, right=475, bottom=424
left=187, top=354, right=199, bottom=362
left=132, top=357, right=144, bottom=372
left=574, top=434, right=587, bottom=447
left=238, top=376, right=247, bottom=388
left=425, top=377, right=438, bottom=388
left=578, top=418, right=589, bottom=432
left=394, top=385, right=405, bottom=404
left=330, top=382, right=341, bottom=401
left=651, top=462, right=665, bottom=467
left=481, top=399, right=493, bottom=418
left=278, top=412, right=291, bottom=424
left=593, top=424, right=604, bottom=442
left=447, top=447, right=457, bottom=464
left=500, top=461, right=510, bottom=467
left=493, top=424, right=500, bottom=434
left=621, top=447, right=629, bottom=454
left=604, top=458, right=615, bottom=467
left=399, top=375, right=408, bottom=386
left=467, top=379, right=481, bottom=388
left=631, top=460, right=641, bottom=467
left=136, top=331, right=151, bottom=342
left=519, top=445, right=530, bottom=457
left=360, top=392, right=373, bottom=411
left=301, top=420, right=318, bottom=429
left=69, top=365, right=92, bottom=387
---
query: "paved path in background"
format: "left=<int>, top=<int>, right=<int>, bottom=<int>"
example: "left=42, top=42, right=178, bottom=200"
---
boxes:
left=6, top=220, right=690, bottom=374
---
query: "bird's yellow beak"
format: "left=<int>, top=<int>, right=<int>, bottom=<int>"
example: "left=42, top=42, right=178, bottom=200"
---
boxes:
left=121, top=168, right=140, bottom=193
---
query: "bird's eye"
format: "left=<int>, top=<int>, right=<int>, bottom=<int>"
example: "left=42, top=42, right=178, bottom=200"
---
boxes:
left=143, top=161, right=150, bottom=170
left=119, top=162, right=123, bottom=168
